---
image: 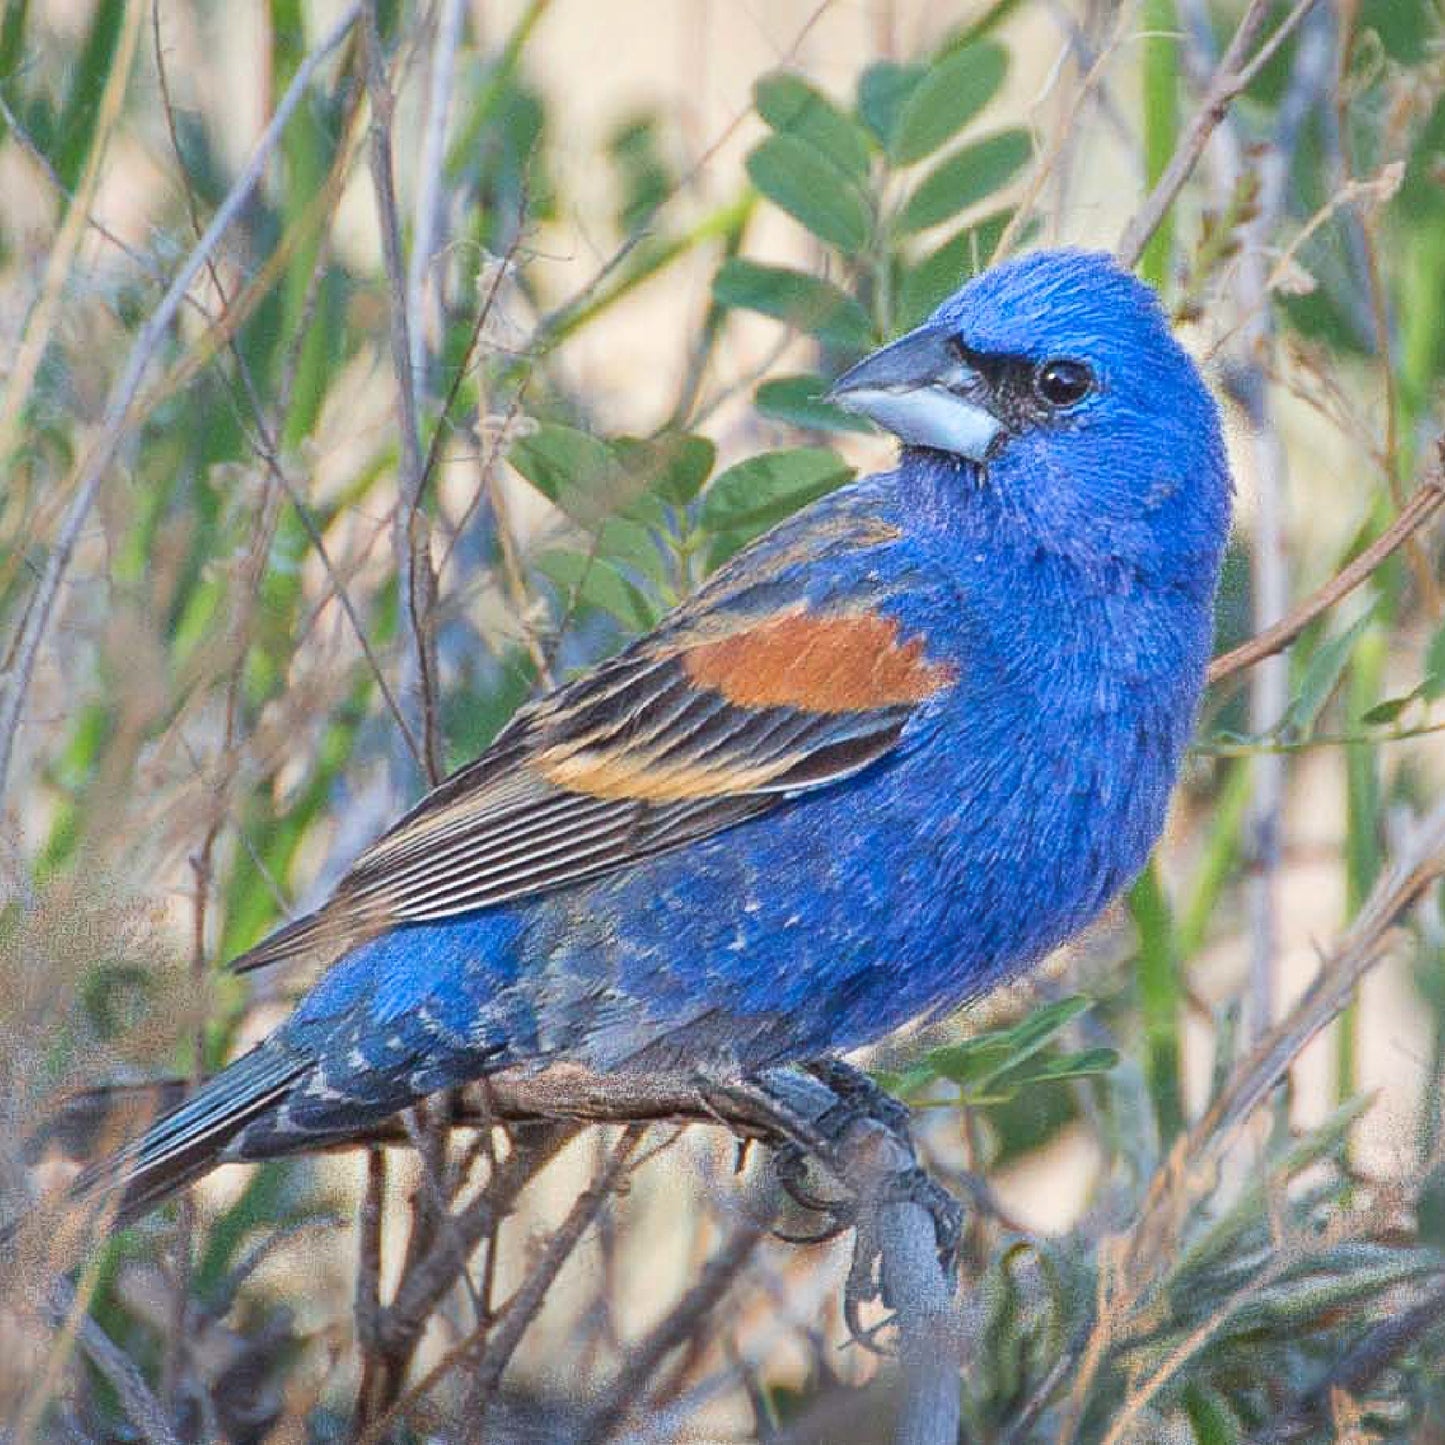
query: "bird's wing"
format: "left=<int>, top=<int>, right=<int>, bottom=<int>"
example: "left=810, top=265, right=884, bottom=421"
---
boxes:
left=232, top=505, right=957, bottom=973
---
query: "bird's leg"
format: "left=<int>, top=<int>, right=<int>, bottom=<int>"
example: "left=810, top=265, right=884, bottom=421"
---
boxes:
left=699, top=1065, right=963, bottom=1352
left=801, top=1059, right=963, bottom=1275
left=803, top=1057, right=915, bottom=1142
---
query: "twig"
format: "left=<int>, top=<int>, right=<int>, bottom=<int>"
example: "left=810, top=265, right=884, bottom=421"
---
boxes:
left=994, top=9, right=1131, bottom=262
left=0, top=0, right=364, bottom=803
left=149, top=0, right=424, bottom=851
left=1207, top=439, right=1445, bottom=688
left=353, top=1121, right=577, bottom=1430
left=72, top=1308, right=184, bottom=1445
left=0, top=0, right=146, bottom=462
left=585, top=1216, right=767, bottom=1442
left=1252, top=1273, right=1445, bottom=1443
left=1116, top=0, right=1321, bottom=269
left=1049, top=789, right=1445, bottom=1437
left=29, top=1279, right=183, bottom=1445
left=351, top=1148, right=389, bottom=1434
left=405, top=0, right=467, bottom=417
left=362, top=1, right=444, bottom=789
left=462, top=1126, right=646, bottom=1428
left=47, top=1065, right=963, bottom=1443
left=1200, top=795, right=1445, bottom=1146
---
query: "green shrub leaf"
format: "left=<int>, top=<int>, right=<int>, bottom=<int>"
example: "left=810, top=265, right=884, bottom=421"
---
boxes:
left=898, top=127, right=1031, bottom=234
left=612, top=433, right=716, bottom=507
left=899, top=207, right=1014, bottom=325
left=1423, top=617, right=1445, bottom=699
left=1279, top=608, right=1376, bottom=740
left=890, top=40, right=1007, bottom=165
left=536, top=548, right=656, bottom=632
left=754, top=375, right=876, bottom=433
left=746, top=135, right=872, bottom=252
left=712, top=258, right=874, bottom=349
left=857, top=60, right=925, bottom=147
left=754, top=72, right=871, bottom=179
left=510, top=423, right=621, bottom=524
left=701, top=447, right=855, bottom=535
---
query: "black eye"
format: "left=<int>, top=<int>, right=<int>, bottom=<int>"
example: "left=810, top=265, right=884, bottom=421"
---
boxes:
left=1034, top=358, right=1094, bottom=409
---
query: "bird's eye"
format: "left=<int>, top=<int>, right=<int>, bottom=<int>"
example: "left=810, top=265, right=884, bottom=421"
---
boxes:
left=1034, top=358, right=1094, bottom=409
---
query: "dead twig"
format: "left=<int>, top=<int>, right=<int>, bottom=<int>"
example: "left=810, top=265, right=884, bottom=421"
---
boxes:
left=362, top=1, right=444, bottom=789
left=584, top=1216, right=767, bottom=1442
left=1116, top=0, right=1321, bottom=270
left=1048, top=789, right=1445, bottom=1438
left=1207, top=437, right=1445, bottom=689
left=1252, top=1273, right=1445, bottom=1443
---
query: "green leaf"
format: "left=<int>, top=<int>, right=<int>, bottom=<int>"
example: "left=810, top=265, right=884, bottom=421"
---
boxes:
left=1183, top=1385, right=1244, bottom=1445
left=1418, top=1163, right=1445, bottom=1251
left=1278, top=607, right=1376, bottom=739
left=754, top=72, right=871, bottom=180
left=1170, top=1095, right=1374, bottom=1286
left=536, top=548, right=656, bottom=632
left=898, top=127, right=1031, bottom=234
left=510, top=423, right=619, bottom=519
left=612, top=433, right=716, bottom=507
left=595, top=515, right=668, bottom=583
left=857, top=61, right=925, bottom=148
left=899, top=207, right=1013, bottom=326
left=746, top=135, right=871, bottom=252
left=54, top=0, right=124, bottom=188
left=608, top=113, right=675, bottom=233
left=1423, top=618, right=1445, bottom=700
left=1359, top=693, right=1414, bottom=726
left=890, top=40, right=1007, bottom=165
left=919, top=996, right=1093, bottom=1093
left=754, top=375, right=876, bottom=434
left=712, top=258, right=874, bottom=349
left=700, top=447, right=854, bottom=534
left=995, top=1046, right=1119, bottom=1087
left=512, top=424, right=675, bottom=529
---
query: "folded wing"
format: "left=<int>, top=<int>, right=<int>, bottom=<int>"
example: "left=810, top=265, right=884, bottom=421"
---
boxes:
left=233, top=526, right=956, bottom=974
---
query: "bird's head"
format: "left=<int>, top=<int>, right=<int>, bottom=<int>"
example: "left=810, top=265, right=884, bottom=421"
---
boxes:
left=828, top=249, right=1231, bottom=585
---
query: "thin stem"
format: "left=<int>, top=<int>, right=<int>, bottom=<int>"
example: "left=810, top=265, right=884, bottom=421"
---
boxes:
left=1207, top=443, right=1445, bottom=688
left=1117, top=0, right=1320, bottom=269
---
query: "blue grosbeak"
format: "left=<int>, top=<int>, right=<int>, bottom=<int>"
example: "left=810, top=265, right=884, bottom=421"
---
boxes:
left=66, top=249, right=1231, bottom=1224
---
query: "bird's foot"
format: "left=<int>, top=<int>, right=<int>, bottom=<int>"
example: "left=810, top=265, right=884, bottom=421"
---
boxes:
left=703, top=1064, right=962, bottom=1352
left=803, top=1057, right=915, bottom=1143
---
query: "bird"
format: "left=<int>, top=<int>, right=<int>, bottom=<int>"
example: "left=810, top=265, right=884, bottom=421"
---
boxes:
left=41, top=248, right=1232, bottom=1230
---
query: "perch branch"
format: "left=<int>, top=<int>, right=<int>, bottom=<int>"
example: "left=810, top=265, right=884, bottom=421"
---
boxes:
left=1116, top=0, right=1320, bottom=269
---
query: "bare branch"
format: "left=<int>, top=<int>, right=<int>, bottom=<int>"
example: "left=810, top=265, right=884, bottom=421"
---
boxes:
left=1207, top=438, right=1445, bottom=689
left=405, top=0, right=467, bottom=416
left=585, top=1217, right=767, bottom=1441
left=362, top=2, right=444, bottom=789
left=1116, top=0, right=1321, bottom=269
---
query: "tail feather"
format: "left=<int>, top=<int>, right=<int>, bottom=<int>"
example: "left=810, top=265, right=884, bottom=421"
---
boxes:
left=67, top=1044, right=309, bottom=1233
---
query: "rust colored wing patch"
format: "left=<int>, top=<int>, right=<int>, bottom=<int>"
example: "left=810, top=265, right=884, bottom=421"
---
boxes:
left=680, top=612, right=955, bottom=712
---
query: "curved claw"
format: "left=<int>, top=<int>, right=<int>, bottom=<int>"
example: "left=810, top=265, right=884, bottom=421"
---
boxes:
left=772, top=1140, right=852, bottom=1216
left=843, top=1298, right=897, bottom=1357
left=876, top=1165, right=965, bottom=1278
left=772, top=1218, right=853, bottom=1248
